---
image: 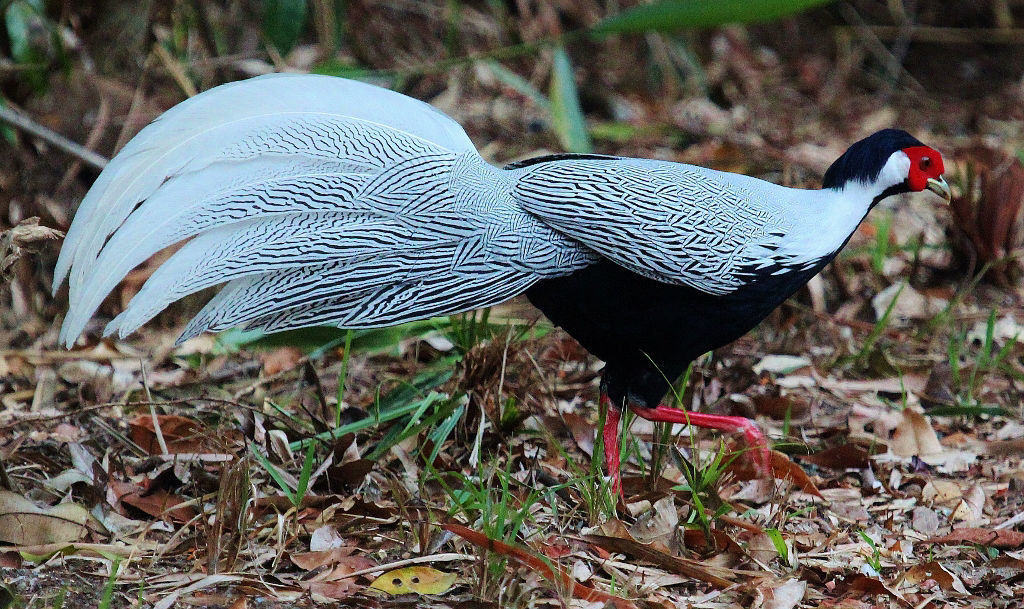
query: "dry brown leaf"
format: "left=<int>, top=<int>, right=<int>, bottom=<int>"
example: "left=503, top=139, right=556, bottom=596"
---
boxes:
left=111, top=480, right=195, bottom=523
left=924, top=528, right=1024, bottom=549
left=302, top=555, right=377, bottom=601
left=748, top=532, right=779, bottom=565
left=583, top=531, right=736, bottom=589
left=128, top=414, right=210, bottom=454
left=762, top=578, right=806, bottom=609
left=260, top=346, right=304, bottom=375
left=843, top=575, right=912, bottom=607
left=628, top=495, right=677, bottom=545
left=0, top=491, right=94, bottom=546
left=901, top=561, right=968, bottom=593
left=911, top=506, right=941, bottom=535
left=561, top=412, right=595, bottom=457
left=290, top=547, right=358, bottom=571
left=732, top=450, right=823, bottom=498
left=950, top=144, right=1024, bottom=284
left=0, top=218, right=64, bottom=282
left=922, top=480, right=963, bottom=507
left=951, top=484, right=986, bottom=522
left=891, top=409, right=942, bottom=457
left=799, top=443, right=871, bottom=470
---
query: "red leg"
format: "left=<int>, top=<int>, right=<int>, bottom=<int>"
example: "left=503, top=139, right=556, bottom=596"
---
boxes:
left=629, top=404, right=771, bottom=476
left=599, top=394, right=622, bottom=496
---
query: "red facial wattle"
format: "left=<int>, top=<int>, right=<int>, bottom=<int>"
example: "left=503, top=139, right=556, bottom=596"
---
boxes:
left=902, top=145, right=945, bottom=192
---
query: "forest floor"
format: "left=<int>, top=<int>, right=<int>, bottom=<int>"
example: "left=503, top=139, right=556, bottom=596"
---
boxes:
left=2, top=1, right=1024, bottom=608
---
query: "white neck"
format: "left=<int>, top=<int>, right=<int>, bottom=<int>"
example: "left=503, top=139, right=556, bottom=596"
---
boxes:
left=769, top=150, right=911, bottom=269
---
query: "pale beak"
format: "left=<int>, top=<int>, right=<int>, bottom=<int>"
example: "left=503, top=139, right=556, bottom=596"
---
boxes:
left=926, top=176, right=951, bottom=203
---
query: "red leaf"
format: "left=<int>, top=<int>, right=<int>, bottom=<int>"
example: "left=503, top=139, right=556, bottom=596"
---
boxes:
left=923, top=527, right=1024, bottom=549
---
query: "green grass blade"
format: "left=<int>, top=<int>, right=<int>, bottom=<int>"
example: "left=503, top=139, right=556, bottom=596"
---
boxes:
left=549, top=45, right=592, bottom=153
left=295, top=440, right=318, bottom=505
left=335, top=329, right=354, bottom=427
left=290, top=368, right=454, bottom=451
left=765, top=528, right=789, bottom=564
left=593, top=0, right=835, bottom=34
left=249, top=442, right=297, bottom=505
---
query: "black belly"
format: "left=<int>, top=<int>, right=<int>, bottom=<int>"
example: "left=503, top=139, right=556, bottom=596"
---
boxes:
left=526, top=258, right=823, bottom=407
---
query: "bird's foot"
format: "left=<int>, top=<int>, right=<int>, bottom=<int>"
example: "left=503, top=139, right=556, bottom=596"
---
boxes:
left=736, top=417, right=772, bottom=478
left=599, top=394, right=623, bottom=496
left=628, top=404, right=772, bottom=478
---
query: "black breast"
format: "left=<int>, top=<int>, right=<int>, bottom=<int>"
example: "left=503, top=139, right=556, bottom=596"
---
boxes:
left=526, top=258, right=824, bottom=408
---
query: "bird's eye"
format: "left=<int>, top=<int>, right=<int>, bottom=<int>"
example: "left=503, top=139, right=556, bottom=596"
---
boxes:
left=920, top=157, right=932, bottom=170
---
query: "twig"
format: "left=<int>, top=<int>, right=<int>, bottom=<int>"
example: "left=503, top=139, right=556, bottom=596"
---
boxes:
left=57, top=95, right=110, bottom=193
left=0, top=103, right=108, bottom=170
left=848, top=24, right=1024, bottom=44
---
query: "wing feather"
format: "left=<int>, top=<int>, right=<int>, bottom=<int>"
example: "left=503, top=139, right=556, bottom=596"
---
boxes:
left=512, top=158, right=790, bottom=295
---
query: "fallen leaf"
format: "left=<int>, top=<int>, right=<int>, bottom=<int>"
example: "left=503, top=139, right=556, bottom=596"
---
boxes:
left=764, top=578, right=806, bottom=609
left=732, top=450, right=823, bottom=498
left=369, top=566, right=457, bottom=595
left=261, top=346, right=304, bottom=375
left=911, top=507, right=940, bottom=535
left=891, top=409, right=942, bottom=457
left=923, top=528, right=1024, bottom=549
left=111, top=481, right=195, bottom=523
left=628, top=495, right=677, bottom=545
left=922, top=480, right=963, bottom=506
left=583, top=531, right=735, bottom=589
left=901, top=561, right=968, bottom=593
left=0, top=218, right=64, bottom=282
left=0, top=491, right=94, bottom=546
left=302, top=555, right=377, bottom=601
left=753, top=354, right=811, bottom=375
left=871, top=282, right=947, bottom=322
left=748, top=532, right=780, bottom=564
left=290, top=547, right=357, bottom=571
left=128, top=414, right=210, bottom=454
left=800, top=444, right=871, bottom=470
left=951, top=484, right=986, bottom=522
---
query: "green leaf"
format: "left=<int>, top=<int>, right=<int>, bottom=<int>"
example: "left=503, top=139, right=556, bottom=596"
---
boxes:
left=548, top=46, right=592, bottom=153
left=765, top=528, right=789, bottom=563
left=0, top=98, right=18, bottom=146
left=594, top=0, right=835, bottom=34
left=263, top=0, right=308, bottom=54
left=4, top=0, right=52, bottom=91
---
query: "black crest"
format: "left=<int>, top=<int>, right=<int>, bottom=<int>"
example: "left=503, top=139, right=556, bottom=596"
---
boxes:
left=822, top=129, right=924, bottom=189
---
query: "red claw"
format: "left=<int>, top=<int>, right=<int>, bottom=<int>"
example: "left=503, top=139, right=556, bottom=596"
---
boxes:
left=628, top=404, right=772, bottom=477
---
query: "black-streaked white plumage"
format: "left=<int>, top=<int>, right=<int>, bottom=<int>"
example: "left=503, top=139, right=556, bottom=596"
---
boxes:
left=55, top=74, right=950, bottom=491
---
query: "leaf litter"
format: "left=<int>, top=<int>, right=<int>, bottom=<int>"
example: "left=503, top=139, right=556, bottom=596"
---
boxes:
left=3, top=3, right=1024, bottom=609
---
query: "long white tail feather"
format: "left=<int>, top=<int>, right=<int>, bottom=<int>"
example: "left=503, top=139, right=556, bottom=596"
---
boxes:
left=63, top=162, right=375, bottom=338
left=173, top=245, right=508, bottom=340
left=54, top=75, right=526, bottom=347
left=235, top=270, right=538, bottom=338
left=59, top=117, right=459, bottom=342
left=56, top=80, right=470, bottom=293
